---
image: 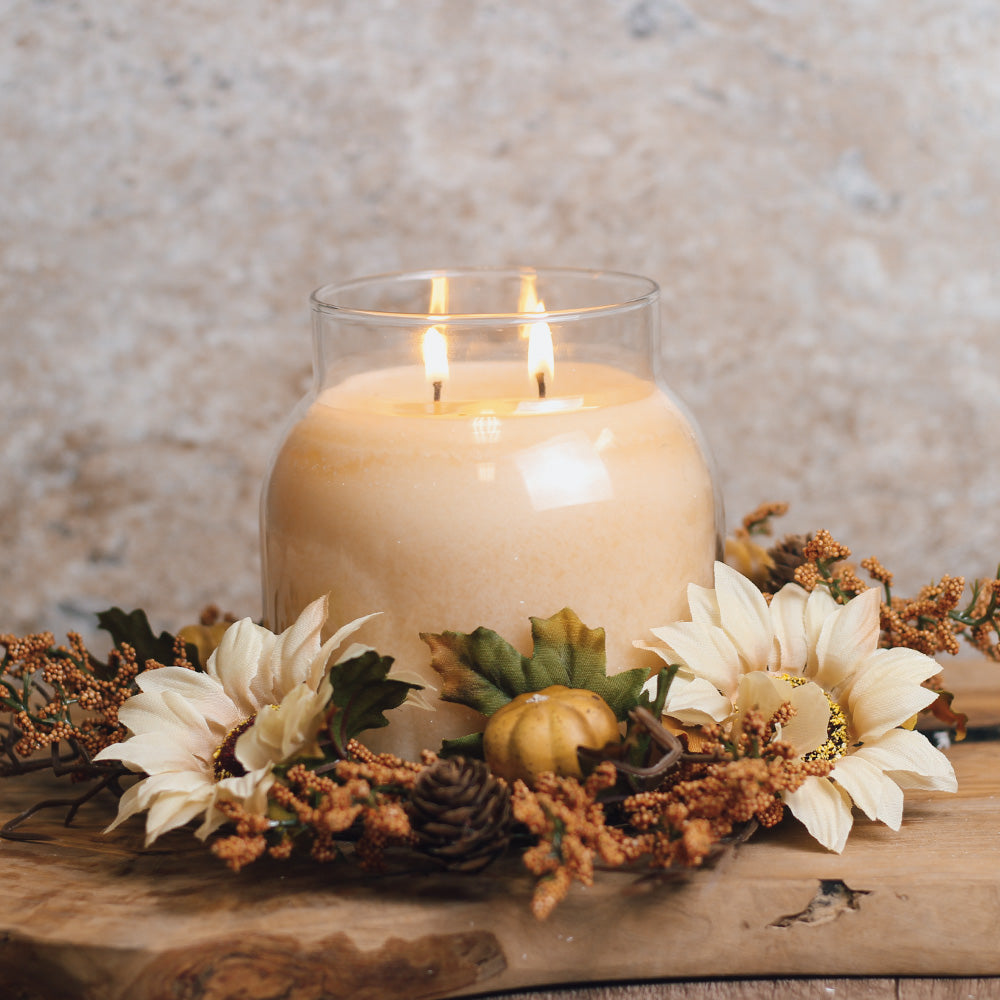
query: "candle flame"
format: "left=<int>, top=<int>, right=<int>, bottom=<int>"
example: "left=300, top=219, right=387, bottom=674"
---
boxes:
left=519, top=274, right=555, bottom=385
left=527, top=318, right=554, bottom=385
left=429, top=275, right=449, bottom=314
left=517, top=274, right=541, bottom=322
left=422, top=325, right=449, bottom=384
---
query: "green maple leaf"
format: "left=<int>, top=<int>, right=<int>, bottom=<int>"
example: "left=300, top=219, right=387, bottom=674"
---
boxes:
left=421, top=607, right=649, bottom=725
left=326, top=650, right=421, bottom=757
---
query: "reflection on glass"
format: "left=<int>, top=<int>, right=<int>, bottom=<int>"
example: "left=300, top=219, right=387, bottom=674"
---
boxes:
left=472, top=415, right=502, bottom=444
left=514, top=431, right=615, bottom=512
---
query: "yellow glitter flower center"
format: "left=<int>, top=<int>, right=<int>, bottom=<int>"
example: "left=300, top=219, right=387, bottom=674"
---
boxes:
left=777, top=674, right=850, bottom=762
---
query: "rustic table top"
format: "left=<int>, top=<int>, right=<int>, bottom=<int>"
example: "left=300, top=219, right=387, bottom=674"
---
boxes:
left=2, top=658, right=999, bottom=1000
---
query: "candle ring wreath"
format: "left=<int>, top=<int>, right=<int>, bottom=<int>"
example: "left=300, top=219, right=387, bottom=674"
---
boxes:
left=1, top=503, right=991, bottom=919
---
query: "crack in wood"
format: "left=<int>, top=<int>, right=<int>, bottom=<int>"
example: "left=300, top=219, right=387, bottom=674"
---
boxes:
left=769, top=879, right=872, bottom=928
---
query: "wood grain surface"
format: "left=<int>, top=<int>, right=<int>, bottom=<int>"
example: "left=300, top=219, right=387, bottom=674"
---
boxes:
left=1, top=657, right=997, bottom=1000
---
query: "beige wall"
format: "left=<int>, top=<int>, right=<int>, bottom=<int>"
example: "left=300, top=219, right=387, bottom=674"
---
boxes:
left=3, top=1, right=999, bottom=641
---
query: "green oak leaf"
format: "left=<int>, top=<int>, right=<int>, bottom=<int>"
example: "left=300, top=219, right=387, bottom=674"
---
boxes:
left=326, top=650, right=422, bottom=758
left=422, top=608, right=649, bottom=727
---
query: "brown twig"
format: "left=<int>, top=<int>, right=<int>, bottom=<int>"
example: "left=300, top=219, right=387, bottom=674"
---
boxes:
left=579, top=706, right=724, bottom=786
left=0, top=768, right=127, bottom=842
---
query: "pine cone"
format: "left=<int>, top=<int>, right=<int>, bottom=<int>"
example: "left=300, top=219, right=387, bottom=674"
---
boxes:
left=408, top=757, right=512, bottom=873
left=765, top=533, right=812, bottom=592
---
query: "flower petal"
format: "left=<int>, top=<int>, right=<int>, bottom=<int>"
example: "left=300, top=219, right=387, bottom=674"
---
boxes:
left=812, top=588, right=882, bottom=691
left=847, top=648, right=941, bottom=743
left=134, top=667, right=239, bottom=731
left=663, top=674, right=734, bottom=726
left=734, top=672, right=786, bottom=724
left=114, top=689, right=217, bottom=750
left=195, top=769, right=275, bottom=840
left=207, top=618, right=276, bottom=716
left=768, top=584, right=809, bottom=674
left=648, top=621, right=743, bottom=699
left=268, top=594, right=329, bottom=693
left=687, top=582, right=721, bottom=628
left=321, top=612, right=382, bottom=675
left=133, top=768, right=209, bottom=806
left=335, top=641, right=373, bottom=665
left=236, top=682, right=329, bottom=771
left=145, top=786, right=217, bottom=845
left=713, top=562, right=774, bottom=671
left=852, top=728, right=957, bottom=792
left=103, top=779, right=147, bottom=833
left=732, top=672, right=793, bottom=748
left=803, top=587, right=840, bottom=676
left=95, top=731, right=204, bottom=775
left=780, top=681, right=831, bottom=758
left=830, top=755, right=904, bottom=829
left=269, top=600, right=380, bottom=692
left=783, top=775, right=854, bottom=853
left=105, top=770, right=213, bottom=844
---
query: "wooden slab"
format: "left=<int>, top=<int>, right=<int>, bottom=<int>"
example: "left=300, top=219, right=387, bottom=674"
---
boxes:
left=1, top=657, right=999, bottom=1000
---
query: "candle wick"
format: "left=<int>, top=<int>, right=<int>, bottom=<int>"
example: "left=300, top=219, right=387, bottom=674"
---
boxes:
left=433, top=380, right=442, bottom=403
left=535, top=371, right=546, bottom=399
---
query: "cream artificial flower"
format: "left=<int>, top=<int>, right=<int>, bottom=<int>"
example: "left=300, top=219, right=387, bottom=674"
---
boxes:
left=637, top=561, right=957, bottom=853
left=95, top=596, right=377, bottom=846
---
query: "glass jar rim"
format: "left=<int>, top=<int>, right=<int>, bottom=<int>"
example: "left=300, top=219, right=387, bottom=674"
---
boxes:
left=310, top=266, right=659, bottom=326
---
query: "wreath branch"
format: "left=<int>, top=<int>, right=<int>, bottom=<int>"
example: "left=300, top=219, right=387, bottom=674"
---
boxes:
left=0, top=767, right=127, bottom=842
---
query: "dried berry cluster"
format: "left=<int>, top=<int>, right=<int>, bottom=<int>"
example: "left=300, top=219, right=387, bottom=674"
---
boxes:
left=213, top=740, right=517, bottom=876
left=0, top=615, right=205, bottom=835
left=0, top=629, right=151, bottom=775
left=207, top=703, right=831, bottom=921
left=730, top=511, right=1000, bottom=739
left=508, top=709, right=830, bottom=919
left=780, top=527, right=1000, bottom=662
left=512, top=762, right=643, bottom=919
left=723, top=501, right=790, bottom=589
left=727, top=507, right=1000, bottom=667
left=212, top=740, right=428, bottom=872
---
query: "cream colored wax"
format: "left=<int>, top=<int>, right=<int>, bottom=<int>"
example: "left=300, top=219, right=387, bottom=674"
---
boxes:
left=262, top=361, right=716, bottom=760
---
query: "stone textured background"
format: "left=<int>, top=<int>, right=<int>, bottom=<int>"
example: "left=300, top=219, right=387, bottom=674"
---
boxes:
left=3, top=1, right=999, bottom=643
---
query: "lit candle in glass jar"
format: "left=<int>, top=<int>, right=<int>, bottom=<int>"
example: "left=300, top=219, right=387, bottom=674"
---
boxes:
left=261, top=268, right=720, bottom=760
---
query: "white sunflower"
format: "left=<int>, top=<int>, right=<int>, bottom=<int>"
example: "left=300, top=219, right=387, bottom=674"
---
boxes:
left=95, top=596, right=377, bottom=846
left=637, top=561, right=957, bottom=852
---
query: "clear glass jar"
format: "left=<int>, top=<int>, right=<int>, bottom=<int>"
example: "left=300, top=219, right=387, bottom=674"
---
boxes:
left=261, top=267, right=720, bottom=759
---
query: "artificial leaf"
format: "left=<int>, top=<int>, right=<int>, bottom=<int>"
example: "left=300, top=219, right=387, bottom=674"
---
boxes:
left=422, top=607, right=649, bottom=724
left=420, top=628, right=524, bottom=718
left=926, top=689, right=968, bottom=742
left=327, top=650, right=421, bottom=757
left=530, top=609, right=648, bottom=720
left=527, top=609, right=607, bottom=688
left=96, top=607, right=197, bottom=674
left=439, top=731, right=485, bottom=759
left=627, top=665, right=679, bottom=767
left=635, top=665, right=677, bottom=722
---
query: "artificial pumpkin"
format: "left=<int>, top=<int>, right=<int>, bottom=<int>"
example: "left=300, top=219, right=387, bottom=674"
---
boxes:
left=483, top=685, right=621, bottom=784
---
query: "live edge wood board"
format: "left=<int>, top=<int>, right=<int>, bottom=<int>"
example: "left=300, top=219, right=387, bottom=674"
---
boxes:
left=2, top=659, right=999, bottom=1000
